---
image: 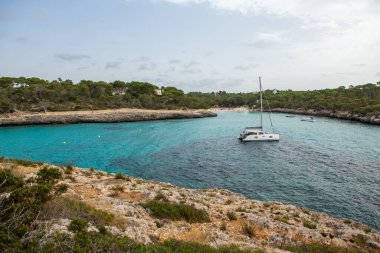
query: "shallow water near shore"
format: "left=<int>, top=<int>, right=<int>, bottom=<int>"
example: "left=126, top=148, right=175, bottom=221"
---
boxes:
left=1, top=111, right=379, bottom=229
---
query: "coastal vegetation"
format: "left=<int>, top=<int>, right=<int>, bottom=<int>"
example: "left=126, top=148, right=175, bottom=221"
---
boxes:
left=1, top=157, right=379, bottom=253
left=0, top=158, right=257, bottom=252
left=142, top=200, right=211, bottom=223
left=1, top=77, right=379, bottom=117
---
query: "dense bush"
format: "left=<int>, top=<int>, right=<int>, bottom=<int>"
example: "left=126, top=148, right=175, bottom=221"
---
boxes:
left=2, top=77, right=378, bottom=115
left=37, top=166, right=62, bottom=183
left=68, top=218, right=89, bottom=233
left=283, top=242, right=374, bottom=253
left=42, top=232, right=265, bottom=253
left=0, top=164, right=262, bottom=253
left=40, top=197, right=115, bottom=227
left=0, top=77, right=207, bottom=112
left=0, top=167, right=64, bottom=251
left=142, top=200, right=210, bottom=223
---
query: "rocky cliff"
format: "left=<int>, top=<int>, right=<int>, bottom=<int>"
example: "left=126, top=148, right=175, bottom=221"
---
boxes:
left=271, top=109, right=380, bottom=125
left=0, top=109, right=217, bottom=126
left=1, top=159, right=379, bottom=252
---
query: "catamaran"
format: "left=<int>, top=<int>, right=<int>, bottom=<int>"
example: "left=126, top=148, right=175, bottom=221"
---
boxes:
left=301, top=116, right=315, bottom=122
left=238, top=77, right=280, bottom=142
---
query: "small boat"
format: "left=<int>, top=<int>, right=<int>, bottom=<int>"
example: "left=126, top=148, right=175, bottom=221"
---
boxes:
left=286, top=115, right=296, bottom=118
left=238, top=77, right=280, bottom=142
left=301, top=116, right=315, bottom=122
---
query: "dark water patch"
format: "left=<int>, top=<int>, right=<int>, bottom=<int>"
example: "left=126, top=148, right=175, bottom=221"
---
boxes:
left=108, top=136, right=380, bottom=229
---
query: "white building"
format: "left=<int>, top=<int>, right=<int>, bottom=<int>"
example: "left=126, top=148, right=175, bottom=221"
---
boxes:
left=155, top=88, right=163, bottom=96
left=112, top=87, right=128, bottom=96
left=12, top=82, right=29, bottom=88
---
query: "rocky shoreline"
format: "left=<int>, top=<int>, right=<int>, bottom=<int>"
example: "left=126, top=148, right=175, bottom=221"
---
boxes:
left=0, top=108, right=217, bottom=127
left=1, top=159, right=379, bottom=252
left=271, top=108, right=380, bottom=125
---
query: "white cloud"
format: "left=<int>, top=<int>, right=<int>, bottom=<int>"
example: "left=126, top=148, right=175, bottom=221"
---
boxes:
left=159, top=0, right=380, bottom=89
left=247, top=32, right=282, bottom=48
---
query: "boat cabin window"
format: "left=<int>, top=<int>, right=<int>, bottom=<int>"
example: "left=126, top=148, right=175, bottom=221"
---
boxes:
left=259, top=132, right=264, bottom=135
left=247, top=132, right=257, bottom=136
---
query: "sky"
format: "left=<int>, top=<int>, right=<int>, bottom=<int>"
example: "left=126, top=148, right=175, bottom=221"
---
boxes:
left=1, top=0, right=380, bottom=92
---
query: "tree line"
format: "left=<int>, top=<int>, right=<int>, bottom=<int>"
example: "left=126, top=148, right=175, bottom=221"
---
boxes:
left=0, top=77, right=379, bottom=116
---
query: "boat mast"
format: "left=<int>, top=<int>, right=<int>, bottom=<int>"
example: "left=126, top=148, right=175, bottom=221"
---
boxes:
left=259, top=76, right=263, bottom=129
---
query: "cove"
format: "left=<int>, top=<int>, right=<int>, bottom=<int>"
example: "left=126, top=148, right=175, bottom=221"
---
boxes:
left=0, top=111, right=379, bottom=229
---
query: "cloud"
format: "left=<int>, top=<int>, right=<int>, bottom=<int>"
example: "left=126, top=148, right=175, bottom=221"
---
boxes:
left=138, top=62, right=157, bottom=71
left=204, top=51, right=215, bottom=57
left=352, top=64, right=366, bottom=67
left=168, top=59, right=181, bottom=64
left=55, top=53, right=90, bottom=61
left=181, top=61, right=201, bottom=74
left=377, top=72, right=380, bottom=77
left=247, top=32, right=282, bottom=48
left=234, top=64, right=259, bottom=71
left=105, top=61, right=122, bottom=69
left=161, top=1, right=379, bottom=28
left=134, top=56, right=151, bottom=62
left=77, top=66, right=89, bottom=71
left=182, top=61, right=200, bottom=68
left=15, top=36, right=28, bottom=44
left=336, top=72, right=359, bottom=76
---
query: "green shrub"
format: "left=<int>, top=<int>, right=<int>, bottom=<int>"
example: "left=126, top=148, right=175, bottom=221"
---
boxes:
left=42, top=232, right=264, bottom=253
left=236, top=207, right=247, bottom=212
left=114, top=173, right=125, bottom=180
left=283, top=242, right=369, bottom=253
left=351, top=234, right=368, bottom=247
left=37, top=166, right=62, bottom=183
left=303, top=219, right=316, bottom=229
left=344, top=219, right=352, bottom=224
left=0, top=169, right=24, bottom=193
left=142, top=200, right=210, bottom=223
left=97, top=225, right=107, bottom=234
left=55, top=183, right=69, bottom=193
left=242, top=222, right=255, bottom=238
left=154, top=191, right=169, bottom=202
left=220, top=221, right=227, bottom=231
left=263, top=203, right=271, bottom=208
left=227, top=212, right=237, bottom=221
left=40, top=197, right=115, bottom=227
left=224, top=199, right=233, bottom=205
left=111, top=184, right=125, bottom=192
left=68, top=218, right=88, bottom=233
left=65, top=164, right=74, bottom=174
left=0, top=167, right=63, bottom=252
left=155, top=220, right=164, bottom=228
left=10, top=158, right=43, bottom=167
left=275, top=215, right=290, bottom=224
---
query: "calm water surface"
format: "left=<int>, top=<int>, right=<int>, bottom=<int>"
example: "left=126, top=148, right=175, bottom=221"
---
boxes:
left=1, top=111, right=379, bottom=229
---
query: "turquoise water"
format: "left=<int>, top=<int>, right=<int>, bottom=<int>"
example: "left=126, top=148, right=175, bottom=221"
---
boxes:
left=0, top=111, right=379, bottom=229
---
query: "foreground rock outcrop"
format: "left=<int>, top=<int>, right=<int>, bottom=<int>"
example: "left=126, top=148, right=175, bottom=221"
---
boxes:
left=1, top=159, right=379, bottom=252
left=0, top=108, right=217, bottom=126
left=271, top=108, right=380, bottom=125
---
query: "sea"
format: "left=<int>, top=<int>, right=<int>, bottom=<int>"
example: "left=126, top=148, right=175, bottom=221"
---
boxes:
left=0, top=111, right=379, bottom=229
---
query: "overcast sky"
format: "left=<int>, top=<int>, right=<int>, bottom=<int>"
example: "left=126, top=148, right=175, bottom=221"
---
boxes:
left=1, top=0, right=379, bottom=92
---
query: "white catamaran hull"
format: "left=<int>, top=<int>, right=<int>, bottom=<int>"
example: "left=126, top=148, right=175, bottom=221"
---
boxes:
left=238, top=77, right=280, bottom=143
left=239, top=133, right=280, bottom=142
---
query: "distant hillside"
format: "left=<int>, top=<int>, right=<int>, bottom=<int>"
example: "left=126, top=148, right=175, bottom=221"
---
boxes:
left=189, top=84, right=380, bottom=117
left=1, top=77, right=379, bottom=116
left=0, top=77, right=211, bottom=113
